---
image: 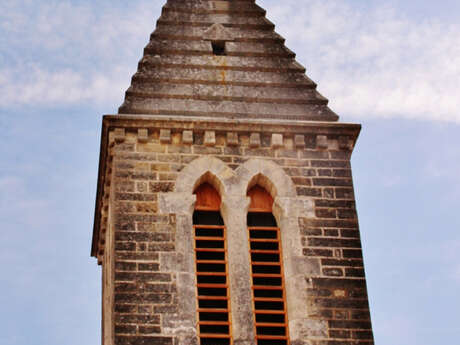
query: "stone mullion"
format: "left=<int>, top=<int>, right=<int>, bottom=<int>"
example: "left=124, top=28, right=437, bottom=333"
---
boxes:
left=221, top=195, right=255, bottom=345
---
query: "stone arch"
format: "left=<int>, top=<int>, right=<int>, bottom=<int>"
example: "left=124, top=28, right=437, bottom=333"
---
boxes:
left=192, top=171, right=225, bottom=198
left=158, top=157, right=236, bottom=345
left=234, top=158, right=297, bottom=199
left=174, top=156, right=236, bottom=197
left=161, top=156, right=313, bottom=345
left=233, top=158, right=313, bottom=345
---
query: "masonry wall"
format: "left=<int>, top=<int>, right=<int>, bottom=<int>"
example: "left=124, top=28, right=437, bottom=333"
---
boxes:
left=98, top=122, right=374, bottom=345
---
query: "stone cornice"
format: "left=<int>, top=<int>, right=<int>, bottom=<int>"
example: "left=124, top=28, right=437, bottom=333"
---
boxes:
left=103, top=114, right=361, bottom=136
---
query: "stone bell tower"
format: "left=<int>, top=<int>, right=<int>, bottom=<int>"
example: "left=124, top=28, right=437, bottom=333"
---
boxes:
left=91, top=1, right=375, bottom=345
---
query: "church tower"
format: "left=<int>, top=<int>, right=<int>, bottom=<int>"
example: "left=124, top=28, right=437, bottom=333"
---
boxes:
left=91, top=1, right=375, bottom=345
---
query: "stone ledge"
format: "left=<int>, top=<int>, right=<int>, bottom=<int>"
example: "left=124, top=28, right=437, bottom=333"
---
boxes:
left=102, top=114, right=361, bottom=137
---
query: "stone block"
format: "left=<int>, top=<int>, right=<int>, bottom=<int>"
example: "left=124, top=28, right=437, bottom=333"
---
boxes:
left=210, top=1, right=230, bottom=11
left=249, top=133, right=261, bottom=148
left=138, top=128, right=149, bottom=142
left=204, top=131, right=216, bottom=146
left=271, top=134, right=284, bottom=148
left=182, top=130, right=193, bottom=145
left=317, top=135, right=328, bottom=149
left=160, top=129, right=171, bottom=144
left=227, top=132, right=239, bottom=146
left=295, top=134, right=306, bottom=148
left=339, top=136, right=351, bottom=150
left=114, top=128, right=125, bottom=143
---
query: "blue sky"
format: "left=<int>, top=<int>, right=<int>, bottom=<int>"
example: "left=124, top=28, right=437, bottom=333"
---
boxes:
left=0, top=1, right=459, bottom=344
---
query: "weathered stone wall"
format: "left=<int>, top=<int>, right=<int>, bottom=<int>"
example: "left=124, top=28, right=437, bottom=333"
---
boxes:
left=95, top=116, right=373, bottom=345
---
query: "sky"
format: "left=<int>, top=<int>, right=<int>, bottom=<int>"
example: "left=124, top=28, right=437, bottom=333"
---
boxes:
left=0, top=0, right=459, bottom=344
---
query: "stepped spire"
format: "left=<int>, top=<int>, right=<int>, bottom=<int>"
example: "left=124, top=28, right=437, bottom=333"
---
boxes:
left=119, top=0, right=338, bottom=121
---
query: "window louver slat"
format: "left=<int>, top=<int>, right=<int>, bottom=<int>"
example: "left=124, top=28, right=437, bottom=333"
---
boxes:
left=248, top=186, right=290, bottom=345
left=194, top=183, right=231, bottom=345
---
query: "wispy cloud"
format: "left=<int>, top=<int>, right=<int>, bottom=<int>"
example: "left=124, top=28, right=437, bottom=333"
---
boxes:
left=0, top=64, right=129, bottom=106
left=1, top=0, right=460, bottom=122
left=0, top=0, right=159, bottom=107
left=264, top=0, right=460, bottom=122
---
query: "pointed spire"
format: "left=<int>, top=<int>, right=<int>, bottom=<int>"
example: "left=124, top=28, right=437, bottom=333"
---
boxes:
left=119, top=0, right=338, bottom=122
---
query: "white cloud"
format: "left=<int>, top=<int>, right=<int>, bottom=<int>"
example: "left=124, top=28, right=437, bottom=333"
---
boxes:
left=0, top=64, right=129, bottom=106
left=263, top=0, right=460, bottom=122
left=1, top=0, right=460, bottom=122
left=0, top=0, right=159, bottom=107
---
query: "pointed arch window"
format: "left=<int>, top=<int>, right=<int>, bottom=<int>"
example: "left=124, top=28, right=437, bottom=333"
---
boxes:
left=193, top=183, right=232, bottom=345
left=247, top=186, right=290, bottom=345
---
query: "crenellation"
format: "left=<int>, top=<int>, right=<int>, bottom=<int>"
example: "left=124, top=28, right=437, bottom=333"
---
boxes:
left=295, top=134, right=306, bottom=148
left=271, top=133, right=284, bottom=148
left=159, top=129, right=172, bottom=144
left=203, top=130, right=216, bottom=146
left=316, top=135, right=328, bottom=149
left=114, top=128, right=126, bottom=143
left=138, top=128, right=149, bottom=142
left=182, top=130, right=193, bottom=145
left=249, top=132, right=261, bottom=148
left=338, top=136, right=352, bottom=150
left=226, top=132, right=239, bottom=146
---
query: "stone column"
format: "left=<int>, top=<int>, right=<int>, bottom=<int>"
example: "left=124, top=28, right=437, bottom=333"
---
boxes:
left=221, top=195, right=255, bottom=345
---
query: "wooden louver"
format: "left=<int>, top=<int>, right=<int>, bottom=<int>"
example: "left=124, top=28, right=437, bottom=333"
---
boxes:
left=247, top=186, right=290, bottom=345
left=193, top=183, right=232, bottom=345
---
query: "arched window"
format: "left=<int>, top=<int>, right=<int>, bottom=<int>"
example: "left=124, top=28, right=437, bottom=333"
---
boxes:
left=193, top=183, right=232, bottom=345
left=247, top=186, right=290, bottom=345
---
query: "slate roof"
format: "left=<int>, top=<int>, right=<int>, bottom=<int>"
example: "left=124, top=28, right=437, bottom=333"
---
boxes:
left=119, top=0, right=338, bottom=122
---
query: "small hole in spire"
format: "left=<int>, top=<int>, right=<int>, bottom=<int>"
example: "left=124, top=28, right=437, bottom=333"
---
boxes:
left=212, top=41, right=226, bottom=56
